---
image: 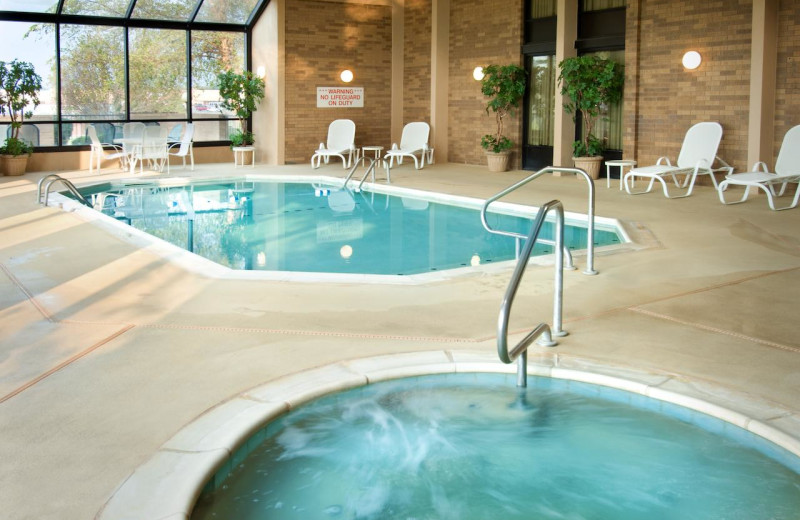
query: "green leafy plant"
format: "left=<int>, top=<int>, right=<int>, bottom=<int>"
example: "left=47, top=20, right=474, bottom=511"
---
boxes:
left=0, top=60, right=42, bottom=156
left=558, top=55, right=624, bottom=157
left=229, top=130, right=255, bottom=147
left=479, top=64, right=527, bottom=153
left=217, top=70, right=265, bottom=147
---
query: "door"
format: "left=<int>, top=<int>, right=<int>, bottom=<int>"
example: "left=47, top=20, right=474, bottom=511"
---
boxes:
left=523, top=54, right=556, bottom=170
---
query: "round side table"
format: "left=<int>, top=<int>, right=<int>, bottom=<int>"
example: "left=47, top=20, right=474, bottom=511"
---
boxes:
left=605, top=159, right=637, bottom=190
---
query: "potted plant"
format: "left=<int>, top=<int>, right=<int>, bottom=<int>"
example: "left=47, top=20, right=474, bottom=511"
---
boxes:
left=479, top=64, right=527, bottom=172
left=217, top=70, right=266, bottom=155
left=557, top=54, right=624, bottom=179
left=0, top=60, right=42, bottom=176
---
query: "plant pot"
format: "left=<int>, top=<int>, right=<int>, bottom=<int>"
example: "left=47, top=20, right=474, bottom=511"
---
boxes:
left=1, top=154, right=29, bottom=176
left=572, top=156, right=603, bottom=180
left=485, top=151, right=511, bottom=172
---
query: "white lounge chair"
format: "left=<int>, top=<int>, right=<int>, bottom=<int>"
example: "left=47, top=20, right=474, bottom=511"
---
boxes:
left=167, top=123, right=194, bottom=173
left=384, top=122, right=430, bottom=170
left=623, top=122, right=728, bottom=198
left=311, top=119, right=356, bottom=169
left=87, top=125, right=127, bottom=174
left=717, top=125, right=800, bottom=211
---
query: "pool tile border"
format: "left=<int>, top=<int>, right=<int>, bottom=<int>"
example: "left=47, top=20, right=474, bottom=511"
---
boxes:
left=96, top=350, right=800, bottom=520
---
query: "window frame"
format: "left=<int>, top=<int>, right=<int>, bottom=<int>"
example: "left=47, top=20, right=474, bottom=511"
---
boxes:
left=0, top=0, right=267, bottom=151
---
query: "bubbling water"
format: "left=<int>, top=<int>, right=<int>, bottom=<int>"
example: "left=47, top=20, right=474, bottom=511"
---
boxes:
left=191, top=374, right=800, bottom=520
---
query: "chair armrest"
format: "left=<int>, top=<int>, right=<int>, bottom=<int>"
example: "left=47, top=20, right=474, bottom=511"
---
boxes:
left=656, top=156, right=671, bottom=165
left=751, top=161, right=769, bottom=173
left=101, top=142, right=124, bottom=152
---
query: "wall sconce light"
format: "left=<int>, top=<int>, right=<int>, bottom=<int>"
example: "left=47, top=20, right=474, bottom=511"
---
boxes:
left=472, top=66, right=485, bottom=81
left=682, top=51, right=702, bottom=70
left=255, top=66, right=266, bottom=78
left=340, top=69, right=354, bottom=83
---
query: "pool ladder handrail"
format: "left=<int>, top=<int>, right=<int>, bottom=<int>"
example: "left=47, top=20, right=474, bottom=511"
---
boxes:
left=498, top=199, right=567, bottom=388
left=341, top=157, right=384, bottom=192
left=37, top=174, right=91, bottom=208
left=480, top=166, right=598, bottom=275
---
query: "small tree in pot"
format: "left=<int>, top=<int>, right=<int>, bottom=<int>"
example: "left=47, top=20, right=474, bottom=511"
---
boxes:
left=0, top=60, right=42, bottom=175
left=479, top=64, right=527, bottom=172
left=217, top=69, right=266, bottom=149
left=557, top=54, right=624, bottom=179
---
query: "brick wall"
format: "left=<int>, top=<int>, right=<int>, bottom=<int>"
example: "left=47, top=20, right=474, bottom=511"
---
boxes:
left=284, top=1, right=392, bottom=164
left=624, top=0, right=752, bottom=177
left=775, top=0, right=800, bottom=160
left=449, top=0, right=524, bottom=167
left=403, top=0, right=432, bottom=125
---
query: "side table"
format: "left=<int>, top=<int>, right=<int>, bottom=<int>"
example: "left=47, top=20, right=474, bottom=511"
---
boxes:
left=605, top=159, right=636, bottom=190
left=233, top=146, right=255, bottom=168
left=361, top=145, right=384, bottom=167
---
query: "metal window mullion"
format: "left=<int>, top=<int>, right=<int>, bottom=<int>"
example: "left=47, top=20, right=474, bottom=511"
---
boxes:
left=55, top=23, right=62, bottom=145
left=124, top=26, right=130, bottom=121
left=186, top=30, right=192, bottom=123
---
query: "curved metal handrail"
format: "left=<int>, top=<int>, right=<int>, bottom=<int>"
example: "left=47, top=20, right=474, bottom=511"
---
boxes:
left=356, top=157, right=381, bottom=191
left=497, top=199, right=566, bottom=387
left=480, top=166, right=598, bottom=275
left=38, top=175, right=91, bottom=208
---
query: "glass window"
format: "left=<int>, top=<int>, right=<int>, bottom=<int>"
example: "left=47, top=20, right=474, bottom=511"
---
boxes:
left=527, top=55, right=556, bottom=147
left=193, top=119, right=239, bottom=142
left=195, top=0, right=260, bottom=24
left=132, top=0, right=201, bottom=22
left=62, top=0, right=131, bottom=17
left=0, top=122, right=58, bottom=146
left=0, top=0, right=58, bottom=13
left=530, top=0, right=556, bottom=18
left=129, top=28, right=187, bottom=120
left=60, top=24, right=126, bottom=121
left=583, top=0, right=625, bottom=11
left=191, top=31, right=245, bottom=119
left=0, top=22, right=57, bottom=122
left=581, top=50, right=624, bottom=151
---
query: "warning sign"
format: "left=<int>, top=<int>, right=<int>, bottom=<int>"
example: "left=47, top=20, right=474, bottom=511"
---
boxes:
left=317, top=87, right=364, bottom=108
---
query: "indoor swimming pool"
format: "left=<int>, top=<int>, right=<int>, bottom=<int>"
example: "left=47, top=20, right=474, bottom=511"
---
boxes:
left=78, top=177, right=624, bottom=277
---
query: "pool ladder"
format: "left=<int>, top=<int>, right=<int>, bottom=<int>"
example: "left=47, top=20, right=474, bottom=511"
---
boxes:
left=485, top=166, right=597, bottom=387
left=36, top=174, right=91, bottom=208
left=341, top=157, right=386, bottom=191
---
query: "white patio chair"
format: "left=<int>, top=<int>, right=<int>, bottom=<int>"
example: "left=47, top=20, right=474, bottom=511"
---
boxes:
left=311, top=119, right=356, bottom=169
left=623, top=122, right=727, bottom=198
left=384, top=122, right=430, bottom=170
left=130, top=126, right=168, bottom=173
left=717, top=125, right=800, bottom=211
left=167, top=123, right=195, bottom=173
left=87, top=125, right=127, bottom=174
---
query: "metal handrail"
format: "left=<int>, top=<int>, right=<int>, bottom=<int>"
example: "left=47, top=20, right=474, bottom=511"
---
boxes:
left=37, top=174, right=91, bottom=208
left=481, top=166, right=598, bottom=275
left=340, top=158, right=362, bottom=188
left=497, top=199, right=567, bottom=388
left=356, top=157, right=381, bottom=191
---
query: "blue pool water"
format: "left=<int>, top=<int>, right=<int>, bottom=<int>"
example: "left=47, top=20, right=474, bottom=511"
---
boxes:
left=191, top=374, right=800, bottom=520
left=81, top=180, right=622, bottom=276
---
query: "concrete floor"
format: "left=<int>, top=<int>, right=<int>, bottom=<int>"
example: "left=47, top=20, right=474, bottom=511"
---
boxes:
left=1, top=161, right=798, bottom=519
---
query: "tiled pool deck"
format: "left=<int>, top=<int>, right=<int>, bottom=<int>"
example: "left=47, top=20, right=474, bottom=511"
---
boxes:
left=1, top=162, right=798, bottom=519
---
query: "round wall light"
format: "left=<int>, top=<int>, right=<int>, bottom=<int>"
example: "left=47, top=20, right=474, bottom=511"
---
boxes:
left=473, top=66, right=485, bottom=81
left=682, top=51, right=702, bottom=70
left=340, top=69, right=354, bottom=83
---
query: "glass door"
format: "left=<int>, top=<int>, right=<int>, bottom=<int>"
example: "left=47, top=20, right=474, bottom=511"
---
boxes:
left=522, top=54, right=556, bottom=170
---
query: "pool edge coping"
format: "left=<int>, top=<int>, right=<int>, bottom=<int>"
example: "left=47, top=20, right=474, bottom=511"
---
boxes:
left=95, top=350, right=800, bottom=520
